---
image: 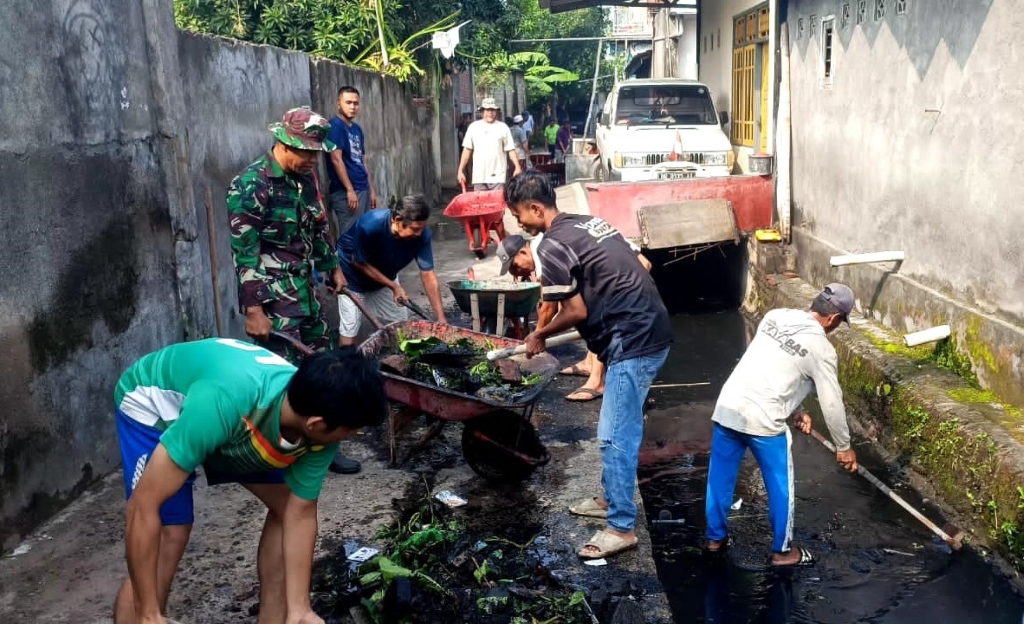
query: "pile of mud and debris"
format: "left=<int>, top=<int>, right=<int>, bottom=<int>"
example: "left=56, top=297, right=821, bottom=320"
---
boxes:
left=308, top=489, right=649, bottom=624
left=378, top=334, right=543, bottom=403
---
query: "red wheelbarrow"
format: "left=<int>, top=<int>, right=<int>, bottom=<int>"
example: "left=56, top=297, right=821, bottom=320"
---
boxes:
left=270, top=290, right=557, bottom=483
left=443, top=184, right=507, bottom=259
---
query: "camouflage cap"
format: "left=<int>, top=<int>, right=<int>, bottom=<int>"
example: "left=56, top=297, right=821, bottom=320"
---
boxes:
left=268, top=107, right=336, bottom=152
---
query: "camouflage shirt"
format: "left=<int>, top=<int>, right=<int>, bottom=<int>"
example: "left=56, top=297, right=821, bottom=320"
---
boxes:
left=227, top=150, right=338, bottom=309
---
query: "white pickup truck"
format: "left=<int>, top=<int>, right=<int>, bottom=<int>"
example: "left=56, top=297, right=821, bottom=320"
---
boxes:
left=593, top=78, right=735, bottom=182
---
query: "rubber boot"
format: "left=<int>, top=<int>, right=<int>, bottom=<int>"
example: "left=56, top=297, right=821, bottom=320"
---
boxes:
left=329, top=451, right=362, bottom=474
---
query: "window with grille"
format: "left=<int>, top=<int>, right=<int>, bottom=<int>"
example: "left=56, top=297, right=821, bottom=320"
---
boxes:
left=798, top=17, right=805, bottom=39
left=811, top=14, right=818, bottom=34
left=896, top=0, right=908, bottom=15
left=731, top=46, right=756, bottom=146
left=857, top=0, right=867, bottom=24
left=821, top=18, right=835, bottom=88
left=841, top=3, right=851, bottom=29
left=875, top=0, right=885, bottom=21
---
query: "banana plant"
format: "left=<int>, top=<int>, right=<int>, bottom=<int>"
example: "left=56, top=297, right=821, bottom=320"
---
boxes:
left=476, top=51, right=579, bottom=98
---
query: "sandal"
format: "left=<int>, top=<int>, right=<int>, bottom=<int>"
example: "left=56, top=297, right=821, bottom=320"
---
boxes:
left=566, top=387, right=603, bottom=402
left=569, top=497, right=608, bottom=518
left=578, top=530, right=638, bottom=559
left=703, top=535, right=732, bottom=556
left=769, top=547, right=815, bottom=568
left=559, top=364, right=591, bottom=377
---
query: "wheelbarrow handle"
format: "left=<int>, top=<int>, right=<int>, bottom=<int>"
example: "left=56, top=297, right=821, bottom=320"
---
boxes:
left=486, top=330, right=583, bottom=361
left=340, top=286, right=386, bottom=331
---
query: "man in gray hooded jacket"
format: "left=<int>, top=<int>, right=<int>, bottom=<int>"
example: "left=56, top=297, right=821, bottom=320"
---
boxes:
left=704, top=283, right=859, bottom=568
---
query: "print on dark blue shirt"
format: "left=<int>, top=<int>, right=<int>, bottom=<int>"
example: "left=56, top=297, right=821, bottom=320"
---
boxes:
left=326, top=117, right=368, bottom=194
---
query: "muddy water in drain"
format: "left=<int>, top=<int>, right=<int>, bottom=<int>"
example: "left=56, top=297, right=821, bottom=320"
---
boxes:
left=640, top=310, right=1024, bottom=623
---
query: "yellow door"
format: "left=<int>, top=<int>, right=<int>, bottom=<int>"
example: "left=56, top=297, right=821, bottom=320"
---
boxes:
left=759, top=44, right=769, bottom=153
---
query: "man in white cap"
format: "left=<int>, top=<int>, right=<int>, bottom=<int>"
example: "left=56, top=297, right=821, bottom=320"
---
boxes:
left=510, top=115, right=530, bottom=174
left=457, top=97, right=522, bottom=191
left=704, top=283, right=859, bottom=569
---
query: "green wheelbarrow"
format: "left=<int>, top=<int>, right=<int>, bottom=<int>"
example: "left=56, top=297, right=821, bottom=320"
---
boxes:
left=446, top=280, right=542, bottom=338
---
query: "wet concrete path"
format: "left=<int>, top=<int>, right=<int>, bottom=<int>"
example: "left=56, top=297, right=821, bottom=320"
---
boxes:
left=638, top=308, right=1024, bottom=623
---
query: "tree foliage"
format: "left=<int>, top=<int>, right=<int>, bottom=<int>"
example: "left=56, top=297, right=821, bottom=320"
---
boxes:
left=173, top=0, right=608, bottom=100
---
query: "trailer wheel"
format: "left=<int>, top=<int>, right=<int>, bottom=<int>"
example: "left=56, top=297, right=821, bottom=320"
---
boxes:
left=462, top=411, right=548, bottom=484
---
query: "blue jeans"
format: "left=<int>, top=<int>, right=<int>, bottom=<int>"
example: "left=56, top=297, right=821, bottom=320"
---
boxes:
left=599, top=347, right=669, bottom=532
left=705, top=422, right=794, bottom=552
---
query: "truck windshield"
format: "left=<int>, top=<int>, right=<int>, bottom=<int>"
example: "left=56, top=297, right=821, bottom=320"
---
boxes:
left=615, top=85, right=718, bottom=126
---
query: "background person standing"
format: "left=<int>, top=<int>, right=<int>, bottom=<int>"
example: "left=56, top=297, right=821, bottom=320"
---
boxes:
left=327, top=86, right=378, bottom=235
left=510, top=114, right=530, bottom=173
left=457, top=97, right=521, bottom=191
left=544, top=120, right=559, bottom=159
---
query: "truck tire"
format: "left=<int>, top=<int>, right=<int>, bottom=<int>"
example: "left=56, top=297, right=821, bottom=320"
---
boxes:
left=595, top=160, right=609, bottom=183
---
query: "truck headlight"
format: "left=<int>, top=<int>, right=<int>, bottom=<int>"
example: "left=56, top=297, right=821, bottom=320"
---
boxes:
left=702, top=152, right=729, bottom=166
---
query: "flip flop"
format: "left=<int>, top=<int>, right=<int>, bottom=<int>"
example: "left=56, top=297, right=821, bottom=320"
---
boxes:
left=566, top=387, right=603, bottom=402
left=569, top=497, right=608, bottom=518
left=768, top=547, right=815, bottom=568
left=703, top=535, right=732, bottom=556
left=578, top=530, right=638, bottom=559
left=559, top=364, right=591, bottom=377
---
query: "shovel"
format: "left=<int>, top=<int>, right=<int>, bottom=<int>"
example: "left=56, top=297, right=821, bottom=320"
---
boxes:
left=399, top=296, right=433, bottom=322
left=808, top=427, right=965, bottom=551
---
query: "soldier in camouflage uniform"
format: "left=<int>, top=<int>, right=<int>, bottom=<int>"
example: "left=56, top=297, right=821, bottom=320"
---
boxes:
left=228, top=107, right=362, bottom=475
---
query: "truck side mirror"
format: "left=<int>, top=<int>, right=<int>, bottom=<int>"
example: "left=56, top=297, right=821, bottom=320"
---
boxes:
left=719, top=111, right=729, bottom=125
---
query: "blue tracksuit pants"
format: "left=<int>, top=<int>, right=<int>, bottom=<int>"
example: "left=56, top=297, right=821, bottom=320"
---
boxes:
left=705, top=422, right=794, bottom=553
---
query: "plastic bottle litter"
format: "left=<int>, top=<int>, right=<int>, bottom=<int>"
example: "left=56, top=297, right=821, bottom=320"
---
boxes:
left=730, top=498, right=743, bottom=511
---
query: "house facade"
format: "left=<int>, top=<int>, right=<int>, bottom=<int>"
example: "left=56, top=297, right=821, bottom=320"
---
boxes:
left=698, top=0, right=779, bottom=173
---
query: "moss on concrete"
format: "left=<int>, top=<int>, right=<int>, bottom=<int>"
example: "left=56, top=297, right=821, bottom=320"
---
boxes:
left=838, top=357, right=1024, bottom=562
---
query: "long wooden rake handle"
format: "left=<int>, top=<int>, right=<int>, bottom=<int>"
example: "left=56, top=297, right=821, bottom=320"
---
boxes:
left=808, top=427, right=963, bottom=550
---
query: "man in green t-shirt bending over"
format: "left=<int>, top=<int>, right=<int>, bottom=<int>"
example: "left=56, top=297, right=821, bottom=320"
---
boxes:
left=112, top=338, right=387, bottom=624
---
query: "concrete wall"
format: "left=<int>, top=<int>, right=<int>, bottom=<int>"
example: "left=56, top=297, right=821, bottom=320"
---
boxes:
left=0, top=0, right=187, bottom=550
left=785, top=0, right=1024, bottom=404
left=177, top=33, right=312, bottom=340
left=0, top=1, right=439, bottom=551
left=699, top=0, right=771, bottom=171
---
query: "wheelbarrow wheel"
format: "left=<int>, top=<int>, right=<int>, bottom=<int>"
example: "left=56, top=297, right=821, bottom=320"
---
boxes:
left=461, top=410, right=549, bottom=484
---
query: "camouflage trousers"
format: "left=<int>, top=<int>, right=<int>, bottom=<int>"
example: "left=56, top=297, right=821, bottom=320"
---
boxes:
left=260, top=279, right=336, bottom=365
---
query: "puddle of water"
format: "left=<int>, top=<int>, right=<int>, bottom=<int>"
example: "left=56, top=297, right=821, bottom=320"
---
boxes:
left=640, top=310, right=1024, bottom=624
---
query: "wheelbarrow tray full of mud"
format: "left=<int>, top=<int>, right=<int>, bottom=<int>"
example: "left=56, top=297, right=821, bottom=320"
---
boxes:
left=359, top=320, right=558, bottom=483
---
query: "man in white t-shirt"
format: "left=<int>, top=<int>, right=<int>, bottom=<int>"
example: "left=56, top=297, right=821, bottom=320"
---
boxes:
left=457, top=98, right=522, bottom=191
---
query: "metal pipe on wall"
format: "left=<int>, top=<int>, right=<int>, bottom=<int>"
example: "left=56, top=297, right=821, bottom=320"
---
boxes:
left=776, top=22, right=793, bottom=242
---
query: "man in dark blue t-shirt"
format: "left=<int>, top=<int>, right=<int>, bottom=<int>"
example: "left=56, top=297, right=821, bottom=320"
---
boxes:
left=336, top=196, right=447, bottom=345
left=326, top=85, right=378, bottom=235
left=505, top=171, right=672, bottom=561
